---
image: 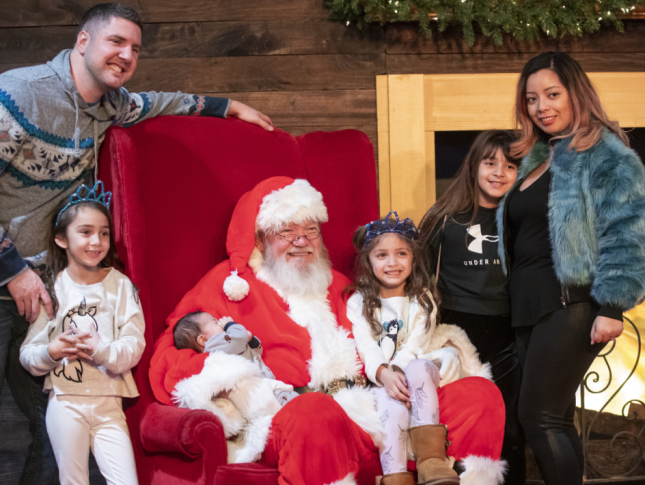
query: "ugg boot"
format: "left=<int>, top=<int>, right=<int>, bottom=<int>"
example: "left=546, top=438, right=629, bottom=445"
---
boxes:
left=409, top=425, right=460, bottom=485
left=381, top=472, right=416, bottom=485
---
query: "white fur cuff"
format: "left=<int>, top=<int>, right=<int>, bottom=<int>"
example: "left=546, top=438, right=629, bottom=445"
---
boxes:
left=333, top=387, right=385, bottom=447
left=460, top=455, right=507, bottom=485
left=325, top=472, right=357, bottom=485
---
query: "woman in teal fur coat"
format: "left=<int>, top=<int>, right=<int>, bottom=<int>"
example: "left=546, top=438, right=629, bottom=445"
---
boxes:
left=497, top=52, right=645, bottom=485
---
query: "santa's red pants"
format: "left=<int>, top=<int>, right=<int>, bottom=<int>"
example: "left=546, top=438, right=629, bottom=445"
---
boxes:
left=260, top=376, right=505, bottom=485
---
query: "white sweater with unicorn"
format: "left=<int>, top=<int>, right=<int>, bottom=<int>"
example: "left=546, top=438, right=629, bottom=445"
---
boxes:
left=20, top=268, right=145, bottom=398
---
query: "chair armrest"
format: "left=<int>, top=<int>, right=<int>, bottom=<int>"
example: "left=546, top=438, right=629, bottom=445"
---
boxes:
left=140, top=402, right=228, bottom=465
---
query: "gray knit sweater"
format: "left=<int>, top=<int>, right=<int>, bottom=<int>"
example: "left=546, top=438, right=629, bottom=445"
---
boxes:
left=0, top=49, right=230, bottom=290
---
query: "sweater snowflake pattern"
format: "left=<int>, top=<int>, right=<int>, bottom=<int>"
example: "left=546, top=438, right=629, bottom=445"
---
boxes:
left=0, top=49, right=230, bottom=288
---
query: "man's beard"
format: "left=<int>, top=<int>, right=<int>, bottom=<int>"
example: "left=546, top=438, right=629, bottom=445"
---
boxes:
left=261, top=245, right=333, bottom=297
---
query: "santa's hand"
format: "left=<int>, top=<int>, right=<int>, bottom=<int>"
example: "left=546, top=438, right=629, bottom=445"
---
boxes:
left=265, top=379, right=294, bottom=393
left=229, top=376, right=283, bottom=419
left=424, top=347, right=461, bottom=386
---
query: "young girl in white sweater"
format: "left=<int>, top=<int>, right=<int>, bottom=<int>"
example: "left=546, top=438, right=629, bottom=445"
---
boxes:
left=20, top=182, right=145, bottom=485
left=346, top=212, right=463, bottom=485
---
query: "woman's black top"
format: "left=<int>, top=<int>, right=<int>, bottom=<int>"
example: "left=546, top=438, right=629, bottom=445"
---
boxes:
left=507, top=169, right=564, bottom=327
left=426, top=207, right=510, bottom=316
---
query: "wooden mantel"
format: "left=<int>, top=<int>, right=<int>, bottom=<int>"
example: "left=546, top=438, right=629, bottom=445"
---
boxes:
left=376, top=72, right=645, bottom=222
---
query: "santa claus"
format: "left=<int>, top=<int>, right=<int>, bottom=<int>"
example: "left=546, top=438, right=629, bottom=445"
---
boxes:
left=149, top=176, right=506, bottom=485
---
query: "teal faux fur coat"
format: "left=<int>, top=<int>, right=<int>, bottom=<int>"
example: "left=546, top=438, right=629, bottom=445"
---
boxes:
left=497, top=129, right=645, bottom=311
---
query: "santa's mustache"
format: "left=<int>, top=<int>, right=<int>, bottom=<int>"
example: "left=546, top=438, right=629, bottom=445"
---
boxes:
left=260, top=243, right=332, bottom=297
left=287, top=248, right=314, bottom=256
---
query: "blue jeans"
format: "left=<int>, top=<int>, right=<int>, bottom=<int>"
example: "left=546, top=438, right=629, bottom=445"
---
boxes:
left=0, top=297, right=59, bottom=485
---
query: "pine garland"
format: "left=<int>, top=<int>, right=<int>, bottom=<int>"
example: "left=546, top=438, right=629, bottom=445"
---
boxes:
left=325, top=0, right=645, bottom=46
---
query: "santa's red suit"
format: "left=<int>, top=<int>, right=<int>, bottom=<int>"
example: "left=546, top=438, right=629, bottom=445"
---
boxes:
left=149, top=177, right=506, bottom=485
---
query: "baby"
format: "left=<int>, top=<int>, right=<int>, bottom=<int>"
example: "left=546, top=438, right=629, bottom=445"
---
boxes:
left=173, top=312, right=298, bottom=418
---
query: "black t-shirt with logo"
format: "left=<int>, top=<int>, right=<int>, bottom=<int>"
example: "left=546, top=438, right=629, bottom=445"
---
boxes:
left=425, top=207, right=510, bottom=315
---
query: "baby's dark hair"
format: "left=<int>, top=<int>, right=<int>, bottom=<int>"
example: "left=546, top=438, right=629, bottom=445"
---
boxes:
left=174, top=312, right=204, bottom=352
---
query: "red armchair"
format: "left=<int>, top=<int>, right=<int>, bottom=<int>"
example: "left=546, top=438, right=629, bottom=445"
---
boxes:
left=98, top=116, right=382, bottom=485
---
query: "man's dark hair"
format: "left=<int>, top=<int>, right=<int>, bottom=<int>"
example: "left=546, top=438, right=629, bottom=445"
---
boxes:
left=173, top=312, right=204, bottom=352
left=78, top=3, right=143, bottom=35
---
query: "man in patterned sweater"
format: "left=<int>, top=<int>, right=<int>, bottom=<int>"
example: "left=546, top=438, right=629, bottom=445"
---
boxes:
left=0, top=4, right=273, bottom=483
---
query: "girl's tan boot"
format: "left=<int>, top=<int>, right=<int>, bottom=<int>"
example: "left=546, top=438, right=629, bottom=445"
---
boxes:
left=408, top=425, right=460, bottom=485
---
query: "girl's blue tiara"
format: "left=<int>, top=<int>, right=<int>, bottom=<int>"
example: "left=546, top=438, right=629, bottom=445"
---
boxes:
left=56, top=181, right=112, bottom=226
left=364, top=211, right=417, bottom=246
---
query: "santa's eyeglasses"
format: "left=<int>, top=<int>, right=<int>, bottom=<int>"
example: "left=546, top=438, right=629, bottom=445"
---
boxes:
left=275, top=229, right=321, bottom=243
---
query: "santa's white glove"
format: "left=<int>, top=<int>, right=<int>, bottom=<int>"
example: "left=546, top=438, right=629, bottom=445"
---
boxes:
left=229, top=377, right=293, bottom=420
left=423, top=347, right=462, bottom=386
left=266, top=379, right=294, bottom=393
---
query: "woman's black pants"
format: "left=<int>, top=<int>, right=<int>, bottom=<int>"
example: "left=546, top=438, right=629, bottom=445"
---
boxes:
left=516, top=302, right=605, bottom=485
left=441, top=309, right=526, bottom=485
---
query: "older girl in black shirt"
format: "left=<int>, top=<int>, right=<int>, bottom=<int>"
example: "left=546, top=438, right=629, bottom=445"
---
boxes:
left=420, top=130, right=524, bottom=484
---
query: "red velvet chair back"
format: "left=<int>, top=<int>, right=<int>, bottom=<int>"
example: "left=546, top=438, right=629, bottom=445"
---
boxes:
left=98, top=116, right=378, bottom=484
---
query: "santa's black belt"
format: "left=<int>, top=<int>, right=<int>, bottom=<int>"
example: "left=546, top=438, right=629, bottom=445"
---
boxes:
left=294, top=375, right=367, bottom=396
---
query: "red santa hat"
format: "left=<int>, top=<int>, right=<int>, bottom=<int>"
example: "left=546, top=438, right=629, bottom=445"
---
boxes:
left=222, top=176, right=329, bottom=301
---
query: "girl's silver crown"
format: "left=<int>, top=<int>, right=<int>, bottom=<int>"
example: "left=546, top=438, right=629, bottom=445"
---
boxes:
left=55, top=181, right=112, bottom=226
left=364, top=211, right=417, bottom=246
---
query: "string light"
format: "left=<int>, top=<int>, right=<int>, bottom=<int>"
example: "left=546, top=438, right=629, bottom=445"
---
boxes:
left=329, top=0, right=642, bottom=47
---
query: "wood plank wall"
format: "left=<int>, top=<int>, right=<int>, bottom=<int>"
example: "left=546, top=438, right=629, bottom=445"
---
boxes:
left=1, top=0, right=644, bottom=166
left=0, top=3, right=644, bottom=483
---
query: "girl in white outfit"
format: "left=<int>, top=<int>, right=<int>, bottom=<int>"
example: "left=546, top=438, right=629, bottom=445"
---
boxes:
left=347, top=211, right=460, bottom=485
left=20, top=182, right=145, bottom=485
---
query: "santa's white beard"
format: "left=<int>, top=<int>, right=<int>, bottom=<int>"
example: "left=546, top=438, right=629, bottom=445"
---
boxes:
left=260, top=246, right=333, bottom=298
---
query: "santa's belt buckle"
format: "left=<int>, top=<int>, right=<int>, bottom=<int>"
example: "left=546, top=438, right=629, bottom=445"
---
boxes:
left=293, top=386, right=315, bottom=395
left=324, top=375, right=367, bottom=396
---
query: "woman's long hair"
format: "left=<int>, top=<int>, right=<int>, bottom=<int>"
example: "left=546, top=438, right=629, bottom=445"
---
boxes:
left=418, top=130, right=519, bottom=248
left=512, top=51, right=628, bottom=157
left=346, top=224, right=440, bottom=338
left=44, top=198, right=121, bottom=314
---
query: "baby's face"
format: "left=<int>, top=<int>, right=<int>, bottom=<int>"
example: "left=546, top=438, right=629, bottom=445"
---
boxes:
left=198, top=313, right=224, bottom=341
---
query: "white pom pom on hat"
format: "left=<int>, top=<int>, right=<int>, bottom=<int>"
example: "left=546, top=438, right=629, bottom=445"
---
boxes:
left=223, top=177, right=328, bottom=301
left=222, top=270, right=250, bottom=301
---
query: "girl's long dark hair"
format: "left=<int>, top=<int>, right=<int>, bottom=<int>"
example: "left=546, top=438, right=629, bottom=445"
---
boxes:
left=346, top=225, right=440, bottom=338
left=44, top=198, right=121, bottom=314
left=418, top=130, right=519, bottom=249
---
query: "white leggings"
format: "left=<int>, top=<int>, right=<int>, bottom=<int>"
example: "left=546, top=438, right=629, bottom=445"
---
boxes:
left=375, top=359, right=441, bottom=474
left=46, top=394, right=139, bottom=485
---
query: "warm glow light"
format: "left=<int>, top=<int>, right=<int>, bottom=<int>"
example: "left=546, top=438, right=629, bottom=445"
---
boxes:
left=576, top=304, right=645, bottom=416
